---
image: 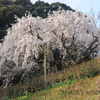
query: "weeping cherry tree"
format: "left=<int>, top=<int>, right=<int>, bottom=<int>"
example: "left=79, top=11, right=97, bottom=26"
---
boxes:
left=0, top=10, right=100, bottom=88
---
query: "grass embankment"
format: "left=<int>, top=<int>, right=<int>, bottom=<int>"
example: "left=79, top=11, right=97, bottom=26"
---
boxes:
left=1, top=57, right=100, bottom=100
left=29, top=75, right=100, bottom=100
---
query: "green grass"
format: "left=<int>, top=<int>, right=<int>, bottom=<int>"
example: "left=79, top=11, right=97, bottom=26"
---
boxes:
left=2, top=76, right=93, bottom=100
left=11, top=92, right=32, bottom=100
left=2, top=77, right=81, bottom=100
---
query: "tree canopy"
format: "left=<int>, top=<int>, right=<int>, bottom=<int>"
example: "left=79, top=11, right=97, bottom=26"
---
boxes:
left=0, top=0, right=74, bottom=42
left=31, top=1, right=74, bottom=18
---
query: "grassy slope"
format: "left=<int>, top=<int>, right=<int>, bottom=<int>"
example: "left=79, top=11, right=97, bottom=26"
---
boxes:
left=11, top=74, right=100, bottom=100
left=3, top=57, right=100, bottom=100
left=29, top=75, right=100, bottom=100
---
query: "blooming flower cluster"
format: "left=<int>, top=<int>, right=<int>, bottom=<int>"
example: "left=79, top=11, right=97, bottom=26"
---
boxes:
left=19, top=91, right=28, bottom=100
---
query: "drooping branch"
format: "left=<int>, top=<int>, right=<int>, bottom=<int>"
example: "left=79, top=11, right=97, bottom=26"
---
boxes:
left=75, top=33, right=98, bottom=65
left=61, top=32, right=98, bottom=66
left=61, top=33, right=77, bottom=67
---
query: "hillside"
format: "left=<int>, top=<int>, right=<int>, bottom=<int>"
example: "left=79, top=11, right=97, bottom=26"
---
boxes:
left=1, top=56, right=100, bottom=100
left=29, top=74, right=100, bottom=100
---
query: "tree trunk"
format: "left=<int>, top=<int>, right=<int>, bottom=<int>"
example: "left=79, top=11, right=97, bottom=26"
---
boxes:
left=44, top=45, right=46, bottom=81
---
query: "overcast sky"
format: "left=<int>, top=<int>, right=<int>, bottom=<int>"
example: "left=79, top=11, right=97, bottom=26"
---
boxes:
left=31, top=0, right=100, bottom=15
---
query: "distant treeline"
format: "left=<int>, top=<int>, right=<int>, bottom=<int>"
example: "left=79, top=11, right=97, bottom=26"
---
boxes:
left=0, top=0, right=75, bottom=42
